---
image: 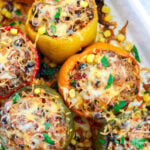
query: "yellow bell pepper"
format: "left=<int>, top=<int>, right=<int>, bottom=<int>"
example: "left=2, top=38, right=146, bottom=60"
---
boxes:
left=25, top=0, right=98, bottom=63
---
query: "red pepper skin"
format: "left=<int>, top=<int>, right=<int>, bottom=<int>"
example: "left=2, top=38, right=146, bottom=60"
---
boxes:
left=0, top=26, right=39, bottom=99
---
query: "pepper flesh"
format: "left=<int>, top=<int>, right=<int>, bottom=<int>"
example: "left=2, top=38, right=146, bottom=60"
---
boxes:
left=58, top=43, right=140, bottom=118
left=25, top=0, right=98, bottom=63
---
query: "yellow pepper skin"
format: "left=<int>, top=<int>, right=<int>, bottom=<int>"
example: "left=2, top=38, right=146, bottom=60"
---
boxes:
left=25, top=0, right=98, bottom=63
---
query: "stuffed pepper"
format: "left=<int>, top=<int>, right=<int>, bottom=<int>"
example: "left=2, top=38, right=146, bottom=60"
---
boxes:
left=25, top=0, right=98, bottom=63
left=95, top=109, right=150, bottom=150
left=0, top=85, right=74, bottom=149
left=58, top=43, right=140, bottom=119
left=0, top=26, right=39, bottom=99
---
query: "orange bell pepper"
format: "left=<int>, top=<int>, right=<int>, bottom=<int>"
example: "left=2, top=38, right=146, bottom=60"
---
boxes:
left=58, top=43, right=140, bottom=118
left=25, top=0, right=98, bottom=63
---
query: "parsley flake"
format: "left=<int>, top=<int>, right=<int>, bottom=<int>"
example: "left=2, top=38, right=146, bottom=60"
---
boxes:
left=101, top=55, right=109, bottom=68
left=0, top=144, right=5, bottom=150
left=50, top=25, right=56, bottom=35
left=44, top=122, right=51, bottom=130
left=13, top=93, right=20, bottom=104
left=105, top=74, right=114, bottom=89
left=98, top=138, right=105, bottom=145
left=114, top=100, right=127, bottom=113
left=55, top=8, right=61, bottom=19
left=15, top=10, right=21, bottom=16
left=120, top=135, right=125, bottom=145
left=9, top=22, right=16, bottom=26
left=44, top=133, right=54, bottom=145
left=131, top=138, right=147, bottom=149
left=131, top=45, right=140, bottom=63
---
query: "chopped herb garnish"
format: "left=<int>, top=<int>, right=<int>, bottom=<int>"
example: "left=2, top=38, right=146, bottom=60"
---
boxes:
left=137, top=124, right=141, bottom=128
left=15, top=10, right=21, bottom=16
left=18, top=21, right=22, bottom=24
left=45, top=30, right=49, bottom=36
left=44, top=133, right=54, bottom=145
left=114, top=140, right=119, bottom=144
left=98, top=138, right=105, bottom=144
left=55, top=8, right=61, bottom=19
left=13, top=93, right=20, bottom=104
left=54, top=0, right=59, bottom=1
left=120, top=135, right=124, bottom=145
left=44, top=122, right=51, bottom=130
left=50, top=25, right=56, bottom=35
left=131, top=45, right=140, bottom=63
left=101, top=55, right=109, bottom=68
left=105, top=74, right=114, bottom=89
left=131, top=138, right=147, bottom=149
left=144, top=91, right=150, bottom=94
left=114, top=100, right=127, bottom=113
left=9, top=22, right=16, bottom=26
left=1, top=144, right=5, bottom=150
left=67, top=73, right=72, bottom=78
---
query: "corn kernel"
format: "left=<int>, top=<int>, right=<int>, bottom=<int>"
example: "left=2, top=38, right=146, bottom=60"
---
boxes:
left=99, top=37, right=106, bottom=43
left=104, top=14, right=112, bottom=22
left=116, top=33, right=125, bottom=42
left=69, top=89, right=76, bottom=98
left=126, top=42, right=133, bottom=52
left=71, top=139, right=76, bottom=145
left=79, top=143, right=84, bottom=147
left=104, top=30, right=111, bottom=38
left=14, top=3, right=21, bottom=9
left=102, top=5, right=110, bottom=14
left=38, top=26, right=46, bottom=35
left=143, top=94, right=150, bottom=103
left=86, top=54, right=95, bottom=64
left=10, top=28, right=18, bottom=35
left=50, top=62, right=57, bottom=68
left=80, top=1, right=88, bottom=8
left=5, top=11, right=12, bottom=19
left=1, top=8, right=7, bottom=15
left=34, top=88, right=41, bottom=94
left=0, top=1, right=4, bottom=8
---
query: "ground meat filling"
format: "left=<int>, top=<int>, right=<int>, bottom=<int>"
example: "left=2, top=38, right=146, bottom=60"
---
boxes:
left=0, top=87, right=69, bottom=149
left=0, top=29, right=37, bottom=97
left=30, top=0, right=94, bottom=37
left=68, top=50, right=139, bottom=117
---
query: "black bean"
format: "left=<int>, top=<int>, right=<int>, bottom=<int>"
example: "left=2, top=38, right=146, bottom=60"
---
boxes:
left=14, top=38, right=25, bottom=47
left=88, top=12, right=94, bottom=20
left=65, top=16, right=70, bottom=21
left=2, top=117, right=7, bottom=124
left=75, top=10, right=81, bottom=17
left=78, top=63, right=88, bottom=69
left=75, top=136, right=80, bottom=142
left=5, top=3, right=14, bottom=12
left=108, top=135, right=117, bottom=142
left=135, top=87, right=139, bottom=94
left=95, top=80, right=101, bottom=87
left=25, top=61, right=35, bottom=72
left=19, top=145, right=24, bottom=149
left=70, top=80, right=78, bottom=88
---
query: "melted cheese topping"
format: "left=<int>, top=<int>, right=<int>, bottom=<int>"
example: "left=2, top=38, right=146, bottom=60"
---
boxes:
left=107, top=110, right=150, bottom=150
left=67, top=50, right=139, bottom=118
left=30, top=0, right=94, bottom=37
left=0, top=87, right=71, bottom=149
left=0, top=29, right=37, bottom=97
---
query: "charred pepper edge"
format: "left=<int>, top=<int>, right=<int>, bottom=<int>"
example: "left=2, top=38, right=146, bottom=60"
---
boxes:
left=0, top=26, right=39, bottom=99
